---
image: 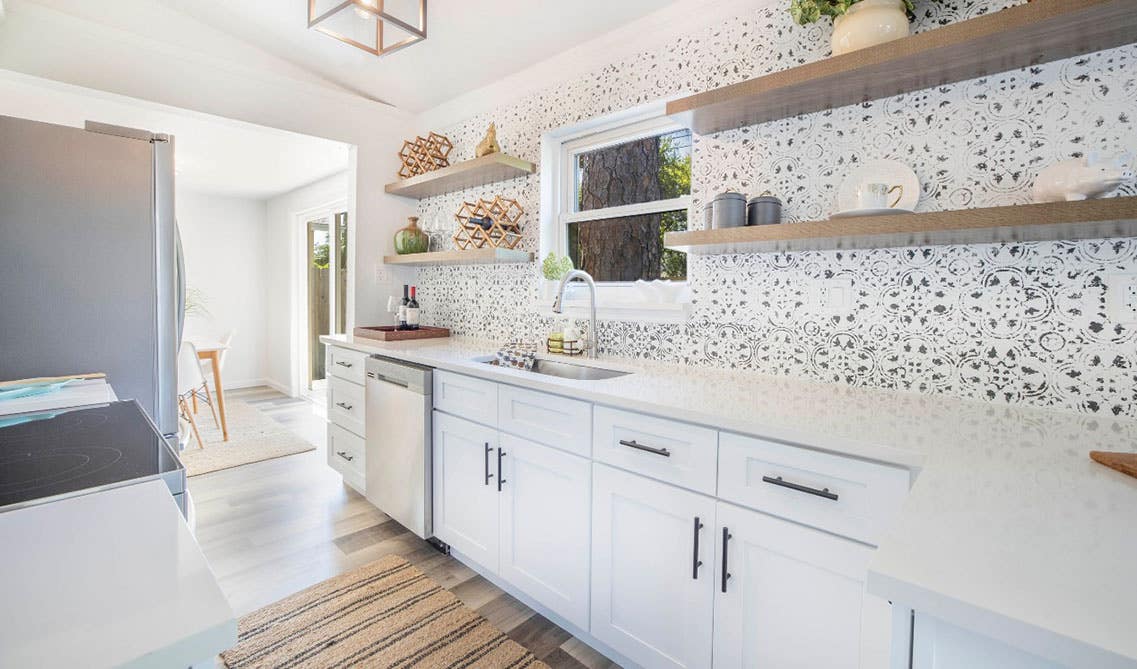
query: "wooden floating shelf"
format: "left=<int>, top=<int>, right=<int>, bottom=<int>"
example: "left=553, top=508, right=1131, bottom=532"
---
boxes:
left=667, top=0, right=1137, bottom=134
left=664, top=197, right=1137, bottom=255
left=383, top=248, right=534, bottom=266
left=384, top=153, right=536, bottom=199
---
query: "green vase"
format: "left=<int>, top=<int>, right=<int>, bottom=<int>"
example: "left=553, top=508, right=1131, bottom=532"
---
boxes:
left=394, top=216, right=429, bottom=254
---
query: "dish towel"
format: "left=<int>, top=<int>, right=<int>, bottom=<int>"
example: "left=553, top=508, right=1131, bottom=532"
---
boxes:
left=495, top=341, right=538, bottom=370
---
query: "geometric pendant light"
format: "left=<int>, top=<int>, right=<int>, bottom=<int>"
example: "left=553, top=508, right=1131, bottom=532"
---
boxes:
left=308, top=0, right=427, bottom=57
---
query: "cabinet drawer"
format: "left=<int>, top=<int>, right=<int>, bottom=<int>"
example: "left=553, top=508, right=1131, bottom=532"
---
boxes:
left=433, top=370, right=498, bottom=427
left=498, top=385, right=591, bottom=457
left=718, top=432, right=909, bottom=545
left=593, top=406, right=718, bottom=495
left=328, top=424, right=365, bottom=492
left=327, top=346, right=367, bottom=385
left=328, top=376, right=365, bottom=437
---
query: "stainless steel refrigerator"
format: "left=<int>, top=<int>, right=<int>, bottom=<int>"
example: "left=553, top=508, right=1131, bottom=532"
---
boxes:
left=0, top=114, right=183, bottom=442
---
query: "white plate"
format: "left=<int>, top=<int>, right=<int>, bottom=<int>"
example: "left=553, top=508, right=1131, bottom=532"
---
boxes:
left=837, top=159, right=920, bottom=212
left=829, top=207, right=914, bottom=219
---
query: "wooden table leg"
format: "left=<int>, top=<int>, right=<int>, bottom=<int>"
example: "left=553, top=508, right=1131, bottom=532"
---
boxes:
left=209, top=351, right=229, bottom=441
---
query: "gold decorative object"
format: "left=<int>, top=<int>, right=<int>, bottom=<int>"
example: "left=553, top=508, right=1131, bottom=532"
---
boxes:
left=397, top=132, right=453, bottom=179
left=453, top=196, right=524, bottom=250
left=475, top=123, right=501, bottom=158
left=308, top=0, right=427, bottom=58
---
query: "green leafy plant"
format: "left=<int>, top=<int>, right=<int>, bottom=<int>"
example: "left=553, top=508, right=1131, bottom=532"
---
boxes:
left=185, top=287, right=211, bottom=319
left=790, top=0, right=917, bottom=25
left=541, top=252, right=574, bottom=281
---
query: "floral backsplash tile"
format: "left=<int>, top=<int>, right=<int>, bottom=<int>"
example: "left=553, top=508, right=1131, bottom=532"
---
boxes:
left=412, top=0, right=1137, bottom=418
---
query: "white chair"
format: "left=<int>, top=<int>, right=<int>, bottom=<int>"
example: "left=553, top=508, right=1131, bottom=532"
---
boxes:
left=178, top=342, right=217, bottom=449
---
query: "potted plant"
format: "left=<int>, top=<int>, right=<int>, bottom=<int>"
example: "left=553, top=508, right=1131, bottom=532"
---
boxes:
left=790, top=0, right=919, bottom=56
left=540, top=252, right=574, bottom=301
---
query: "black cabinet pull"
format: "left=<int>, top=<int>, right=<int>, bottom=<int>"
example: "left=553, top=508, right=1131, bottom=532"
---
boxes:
left=335, top=361, right=353, bottom=368
left=336, top=450, right=354, bottom=462
left=619, top=439, right=671, bottom=458
left=692, top=517, right=704, bottom=580
left=484, top=443, right=493, bottom=486
left=335, top=401, right=353, bottom=410
left=761, top=475, right=839, bottom=501
left=497, top=447, right=507, bottom=492
left=721, top=527, right=732, bottom=593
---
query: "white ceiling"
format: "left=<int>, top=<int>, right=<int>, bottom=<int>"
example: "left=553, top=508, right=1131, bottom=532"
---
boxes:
left=0, top=72, right=350, bottom=199
left=22, top=0, right=682, bottom=113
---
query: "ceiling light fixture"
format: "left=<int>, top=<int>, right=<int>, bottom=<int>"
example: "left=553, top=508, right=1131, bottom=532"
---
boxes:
left=308, top=0, right=427, bottom=57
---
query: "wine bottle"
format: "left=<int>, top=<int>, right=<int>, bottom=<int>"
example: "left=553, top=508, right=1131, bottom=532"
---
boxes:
left=397, top=285, right=409, bottom=330
left=406, top=286, right=421, bottom=331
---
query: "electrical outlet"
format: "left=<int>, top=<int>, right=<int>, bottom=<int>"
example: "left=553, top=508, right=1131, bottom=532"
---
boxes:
left=810, top=277, right=855, bottom=315
left=374, top=267, right=392, bottom=284
left=1107, top=273, right=1137, bottom=324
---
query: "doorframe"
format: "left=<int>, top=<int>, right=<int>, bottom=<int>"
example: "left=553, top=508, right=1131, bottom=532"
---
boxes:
left=291, top=197, right=349, bottom=399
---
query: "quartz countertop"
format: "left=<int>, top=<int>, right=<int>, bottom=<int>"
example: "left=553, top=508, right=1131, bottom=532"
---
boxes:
left=0, top=479, right=236, bottom=668
left=323, top=333, right=1137, bottom=668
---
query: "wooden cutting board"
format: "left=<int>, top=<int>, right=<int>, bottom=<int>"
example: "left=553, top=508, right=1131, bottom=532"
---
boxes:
left=353, top=325, right=450, bottom=342
left=1089, top=451, right=1137, bottom=480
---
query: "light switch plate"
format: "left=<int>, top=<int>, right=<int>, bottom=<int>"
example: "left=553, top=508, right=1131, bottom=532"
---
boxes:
left=1106, top=272, right=1137, bottom=324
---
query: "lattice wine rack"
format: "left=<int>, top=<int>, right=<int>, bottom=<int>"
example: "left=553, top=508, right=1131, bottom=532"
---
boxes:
left=453, top=196, right=524, bottom=250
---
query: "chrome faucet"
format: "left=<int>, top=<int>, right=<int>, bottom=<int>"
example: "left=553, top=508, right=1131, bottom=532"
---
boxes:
left=551, top=269, right=598, bottom=359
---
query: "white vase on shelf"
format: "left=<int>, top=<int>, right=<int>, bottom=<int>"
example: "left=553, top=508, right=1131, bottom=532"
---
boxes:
left=831, top=0, right=910, bottom=56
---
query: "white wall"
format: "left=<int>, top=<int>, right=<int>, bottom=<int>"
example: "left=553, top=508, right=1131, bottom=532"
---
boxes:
left=177, top=190, right=268, bottom=389
left=265, top=172, right=350, bottom=394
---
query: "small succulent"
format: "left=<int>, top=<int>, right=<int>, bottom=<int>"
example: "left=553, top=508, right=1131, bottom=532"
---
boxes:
left=541, top=253, right=574, bottom=281
left=790, top=0, right=918, bottom=25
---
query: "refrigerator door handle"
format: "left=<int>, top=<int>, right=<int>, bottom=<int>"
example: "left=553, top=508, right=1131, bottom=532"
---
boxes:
left=175, top=223, right=186, bottom=347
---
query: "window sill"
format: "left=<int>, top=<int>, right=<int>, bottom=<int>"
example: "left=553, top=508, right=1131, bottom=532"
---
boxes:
left=535, top=298, right=692, bottom=323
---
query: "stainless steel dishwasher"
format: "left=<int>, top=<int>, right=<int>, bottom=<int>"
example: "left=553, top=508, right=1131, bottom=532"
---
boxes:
left=365, top=356, right=433, bottom=539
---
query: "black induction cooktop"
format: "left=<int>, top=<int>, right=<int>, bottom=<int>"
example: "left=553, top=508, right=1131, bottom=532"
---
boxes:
left=0, top=400, right=184, bottom=511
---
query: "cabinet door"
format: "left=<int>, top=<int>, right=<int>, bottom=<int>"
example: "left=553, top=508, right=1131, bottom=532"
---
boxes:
left=432, top=411, right=500, bottom=571
left=712, top=501, right=891, bottom=669
left=591, top=464, right=715, bottom=669
left=498, top=434, right=591, bottom=630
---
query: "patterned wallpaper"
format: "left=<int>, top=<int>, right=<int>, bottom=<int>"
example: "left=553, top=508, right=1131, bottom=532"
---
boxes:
left=411, top=0, right=1137, bottom=419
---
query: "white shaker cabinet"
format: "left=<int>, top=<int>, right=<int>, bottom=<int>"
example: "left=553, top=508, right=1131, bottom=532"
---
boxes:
left=591, top=463, right=716, bottom=669
left=712, top=500, right=891, bottom=669
left=432, top=411, right=500, bottom=571
left=498, top=433, right=591, bottom=630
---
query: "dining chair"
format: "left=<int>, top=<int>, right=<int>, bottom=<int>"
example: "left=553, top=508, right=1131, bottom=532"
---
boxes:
left=177, top=344, right=207, bottom=449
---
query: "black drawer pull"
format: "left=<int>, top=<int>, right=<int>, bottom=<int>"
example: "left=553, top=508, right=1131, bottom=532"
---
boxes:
left=484, top=443, right=493, bottom=486
left=762, top=475, right=839, bottom=501
left=721, top=527, right=732, bottom=593
left=336, top=450, right=354, bottom=462
left=497, top=447, right=507, bottom=492
left=692, top=517, right=704, bottom=580
left=619, top=439, right=671, bottom=457
left=335, top=361, right=353, bottom=368
left=335, top=401, right=353, bottom=410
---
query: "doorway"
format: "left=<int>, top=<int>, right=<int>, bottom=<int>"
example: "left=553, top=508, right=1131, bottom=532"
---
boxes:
left=301, top=205, right=348, bottom=400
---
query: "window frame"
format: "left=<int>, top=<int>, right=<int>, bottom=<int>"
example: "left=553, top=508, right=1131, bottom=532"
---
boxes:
left=540, top=102, right=693, bottom=298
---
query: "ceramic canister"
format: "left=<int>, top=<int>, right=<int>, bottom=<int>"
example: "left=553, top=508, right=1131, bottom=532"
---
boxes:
left=711, top=192, right=747, bottom=229
left=747, top=194, right=782, bottom=226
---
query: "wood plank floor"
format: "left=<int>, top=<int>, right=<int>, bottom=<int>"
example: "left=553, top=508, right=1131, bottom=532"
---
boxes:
left=189, top=387, right=619, bottom=669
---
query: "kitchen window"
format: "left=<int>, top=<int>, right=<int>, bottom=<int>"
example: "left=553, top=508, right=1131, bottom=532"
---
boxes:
left=546, top=111, right=692, bottom=284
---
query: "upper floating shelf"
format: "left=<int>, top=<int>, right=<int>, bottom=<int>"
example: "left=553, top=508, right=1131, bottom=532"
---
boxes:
left=666, top=0, right=1137, bottom=134
left=664, top=197, right=1137, bottom=254
left=382, top=248, right=534, bottom=266
left=384, top=153, right=536, bottom=200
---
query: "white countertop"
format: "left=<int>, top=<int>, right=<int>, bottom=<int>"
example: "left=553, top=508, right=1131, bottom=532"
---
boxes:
left=325, top=333, right=1137, bottom=668
left=0, top=480, right=236, bottom=668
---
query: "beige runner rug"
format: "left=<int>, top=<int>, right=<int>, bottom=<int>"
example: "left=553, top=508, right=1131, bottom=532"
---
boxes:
left=180, top=399, right=315, bottom=477
left=221, top=555, right=549, bottom=669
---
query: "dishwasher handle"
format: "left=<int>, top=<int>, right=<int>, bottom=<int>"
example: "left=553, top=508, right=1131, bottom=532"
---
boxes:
left=367, top=370, right=409, bottom=388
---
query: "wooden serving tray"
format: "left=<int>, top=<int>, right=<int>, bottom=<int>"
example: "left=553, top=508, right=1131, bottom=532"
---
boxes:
left=353, top=325, right=450, bottom=342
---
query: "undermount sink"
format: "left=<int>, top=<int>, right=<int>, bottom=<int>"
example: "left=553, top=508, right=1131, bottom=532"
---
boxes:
left=479, top=357, right=631, bottom=380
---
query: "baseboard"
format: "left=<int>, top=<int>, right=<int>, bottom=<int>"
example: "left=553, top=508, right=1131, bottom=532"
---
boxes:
left=448, top=549, right=640, bottom=669
left=262, top=379, right=293, bottom=395
left=222, top=377, right=268, bottom=390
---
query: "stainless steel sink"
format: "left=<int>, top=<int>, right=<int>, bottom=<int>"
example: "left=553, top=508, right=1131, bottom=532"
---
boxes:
left=480, top=357, right=631, bottom=380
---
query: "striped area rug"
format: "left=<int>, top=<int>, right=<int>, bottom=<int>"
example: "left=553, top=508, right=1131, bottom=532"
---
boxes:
left=221, top=555, right=548, bottom=669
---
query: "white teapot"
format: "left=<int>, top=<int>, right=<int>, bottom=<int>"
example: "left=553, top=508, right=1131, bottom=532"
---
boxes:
left=1033, top=151, right=1134, bottom=202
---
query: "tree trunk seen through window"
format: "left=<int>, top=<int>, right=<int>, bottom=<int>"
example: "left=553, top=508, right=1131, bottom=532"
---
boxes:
left=576, top=136, right=663, bottom=282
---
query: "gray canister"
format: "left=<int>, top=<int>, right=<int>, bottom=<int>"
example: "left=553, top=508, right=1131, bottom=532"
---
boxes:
left=711, top=192, right=747, bottom=229
left=703, top=202, right=714, bottom=229
left=747, top=194, right=782, bottom=226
